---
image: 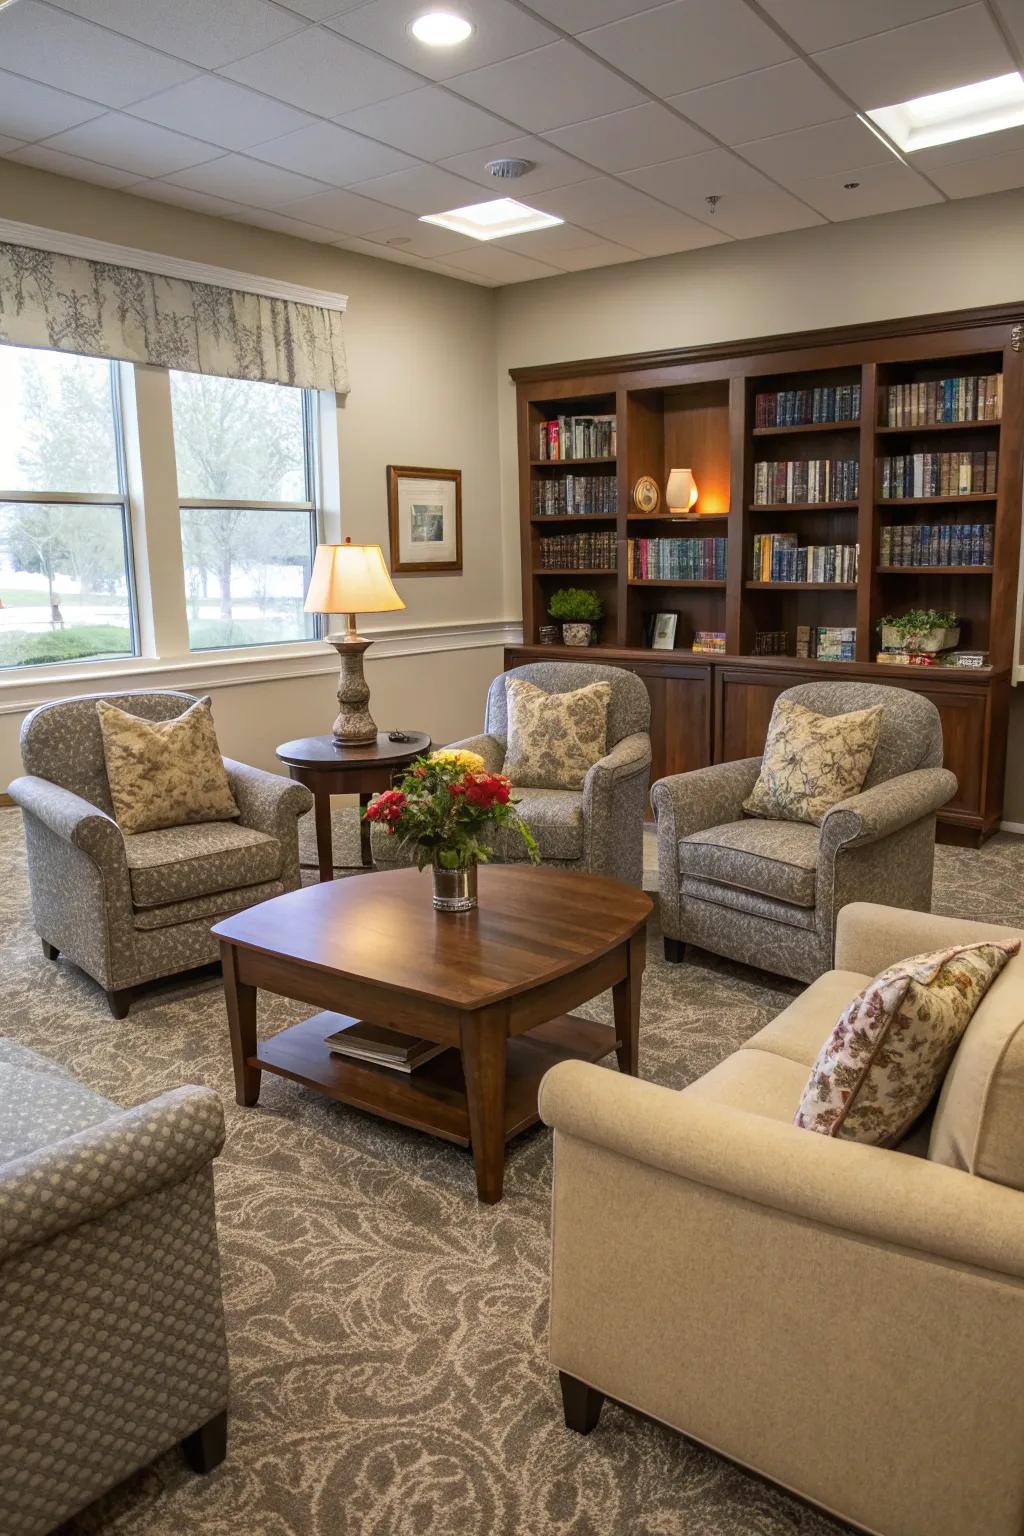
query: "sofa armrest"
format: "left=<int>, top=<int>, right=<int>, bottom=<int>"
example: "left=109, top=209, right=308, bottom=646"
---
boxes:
left=820, top=766, right=958, bottom=852
left=223, top=757, right=314, bottom=829
left=584, top=732, right=651, bottom=792
left=0, top=1085, right=224, bottom=1264
left=835, top=901, right=1024, bottom=975
left=442, top=733, right=506, bottom=773
left=539, top=1059, right=1024, bottom=1277
left=650, top=756, right=762, bottom=839
left=7, top=773, right=124, bottom=869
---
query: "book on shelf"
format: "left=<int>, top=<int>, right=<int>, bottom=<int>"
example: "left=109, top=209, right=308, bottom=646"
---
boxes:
left=753, top=457, right=859, bottom=503
left=875, top=651, right=941, bottom=667
left=879, top=523, right=993, bottom=568
left=537, top=414, right=616, bottom=461
left=692, top=630, right=726, bottom=654
left=795, top=624, right=811, bottom=658
left=880, top=450, right=997, bottom=498
left=532, top=473, right=617, bottom=517
left=815, top=625, right=856, bottom=662
left=884, top=374, right=1002, bottom=426
left=627, top=536, right=727, bottom=580
left=538, top=531, right=617, bottom=570
left=752, top=533, right=859, bottom=582
left=752, top=630, right=788, bottom=655
left=754, top=383, right=860, bottom=427
left=323, top=1022, right=448, bottom=1074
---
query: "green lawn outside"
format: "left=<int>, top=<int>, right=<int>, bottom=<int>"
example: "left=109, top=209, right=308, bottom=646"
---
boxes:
left=0, top=625, right=133, bottom=667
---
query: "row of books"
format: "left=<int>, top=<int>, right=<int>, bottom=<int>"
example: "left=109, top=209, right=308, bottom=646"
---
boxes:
left=879, top=523, right=993, bottom=568
left=752, top=533, right=859, bottom=583
left=883, top=374, right=1002, bottom=427
left=627, top=536, right=727, bottom=581
left=692, top=630, right=726, bottom=654
left=880, top=451, right=997, bottom=499
left=809, top=625, right=857, bottom=662
left=532, top=474, right=617, bottom=517
left=752, top=630, right=788, bottom=656
left=536, top=414, right=616, bottom=461
left=754, top=384, right=860, bottom=428
left=537, top=532, right=617, bottom=571
left=753, top=458, right=859, bottom=504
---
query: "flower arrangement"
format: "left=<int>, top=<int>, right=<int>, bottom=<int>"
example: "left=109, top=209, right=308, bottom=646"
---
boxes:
left=364, top=750, right=539, bottom=908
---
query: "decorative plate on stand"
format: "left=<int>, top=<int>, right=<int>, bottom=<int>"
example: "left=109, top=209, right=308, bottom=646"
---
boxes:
left=631, top=475, right=661, bottom=513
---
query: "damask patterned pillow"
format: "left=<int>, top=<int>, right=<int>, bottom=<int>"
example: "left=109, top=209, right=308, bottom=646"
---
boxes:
left=743, top=697, right=882, bottom=825
left=795, top=940, right=1020, bottom=1145
left=97, top=698, right=239, bottom=835
left=502, top=677, right=611, bottom=790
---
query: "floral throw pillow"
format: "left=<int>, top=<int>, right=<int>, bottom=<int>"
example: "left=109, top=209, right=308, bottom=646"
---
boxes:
left=743, top=697, right=882, bottom=825
left=97, top=698, right=240, bottom=835
left=795, top=941, right=1020, bottom=1145
left=502, top=677, right=611, bottom=790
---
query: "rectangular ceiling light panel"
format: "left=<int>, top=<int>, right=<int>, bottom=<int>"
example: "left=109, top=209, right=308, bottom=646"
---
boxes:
left=419, top=196, right=562, bottom=240
left=867, top=72, right=1024, bottom=154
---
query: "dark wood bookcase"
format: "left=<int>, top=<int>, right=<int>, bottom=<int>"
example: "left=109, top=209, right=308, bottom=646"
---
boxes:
left=510, top=305, right=1024, bottom=845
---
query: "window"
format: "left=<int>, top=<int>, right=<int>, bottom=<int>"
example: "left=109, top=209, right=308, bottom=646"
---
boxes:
left=0, top=346, right=136, bottom=669
left=170, top=372, right=319, bottom=651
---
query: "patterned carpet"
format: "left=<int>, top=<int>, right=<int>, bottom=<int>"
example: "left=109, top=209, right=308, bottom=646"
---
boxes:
left=2, top=804, right=1022, bottom=1536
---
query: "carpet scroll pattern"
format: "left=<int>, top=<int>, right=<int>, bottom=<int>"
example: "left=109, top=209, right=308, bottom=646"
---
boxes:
left=1, top=805, right=1020, bottom=1536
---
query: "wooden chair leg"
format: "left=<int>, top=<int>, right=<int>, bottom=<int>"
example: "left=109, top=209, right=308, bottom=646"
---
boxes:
left=41, top=940, right=59, bottom=961
left=664, top=936, right=686, bottom=964
left=559, top=1372, right=605, bottom=1435
left=182, top=1409, right=228, bottom=1474
left=106, top=988, right=131, bottom=1019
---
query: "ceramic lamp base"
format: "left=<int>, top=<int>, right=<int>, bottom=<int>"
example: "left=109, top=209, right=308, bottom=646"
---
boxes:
left=328, top=630, right=377, bottom=745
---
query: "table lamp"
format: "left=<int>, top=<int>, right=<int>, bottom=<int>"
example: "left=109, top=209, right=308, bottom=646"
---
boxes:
left=666, top=467, right=698, bottom=514
left=304, top=539, right=405, bottom=745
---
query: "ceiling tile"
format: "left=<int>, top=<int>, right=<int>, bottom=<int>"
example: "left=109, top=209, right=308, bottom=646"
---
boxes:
left=128, top=77, right=318, bottom=151
left=757, top=0, right=973, bottom=53
left=279, top=0, right=369, bottom=16
left=0, top=2, right=197, bottom=107
left=545, top=103, right=713, bottom=173
left=502, top=218, right=630, bottom=253
left=447, top=41, right=645, bottom=131
left=737, top=116, right=893, bottom=179
left=788, top=159, right=942, bottom=217
left=994, top=0, right=1024, bottom=57
left=536, top=174, right=727, bottom=249
left=923, top=142, right=1024, bottom=196
left=50, top=0, right=306, bottom=69
left=542, top=240, right=643, bottom=269
left=0, top=71, right=105, bottom=142
left=438, top=244, right=563, bottom=281
left=700, top=189, right=825, bottom=237
left=128, top=180, right=255, bottom=218
left=331, top=232, right=454, bottom=270
left=41, top=115, right=221, bottom=178
left=347, top=162, right=486, bottom=212
left=337, top=86, right=511, bottom=160
left=579, top=0, right=793, bottom=97
left=223, top=208, right=344, bottom=241
left=163, top=153, right=330, bottom=205
left=670, top=59, right=847, bottom=143
left=220, top=26, right=422, bottom=118
left=250, top=121, right=416, bottom=184
left=623, top=145, right=778, bottom=204
left=0, top=136, right=26, bottom=156
left=328, top=0, right=558, bottom=81
left=813, top=5, right=1012, bottom=111
left=7, top=143, right=140, bottom=186
left=523, top=0, right=671, bottom=29
left=360, top=215, right=479, bottom=256
left=439, top=134, right=593, bottom=192
left=278, top=184, right=411, bottom=232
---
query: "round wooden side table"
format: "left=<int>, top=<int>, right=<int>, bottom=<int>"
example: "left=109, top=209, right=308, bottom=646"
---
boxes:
left=276, top=731, right=431, bottom=879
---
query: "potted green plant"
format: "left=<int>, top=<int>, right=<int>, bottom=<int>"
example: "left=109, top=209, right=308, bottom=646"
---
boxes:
left=548, top=587, right=604, bottom=646
left=880, top=608, right=960, bottom=654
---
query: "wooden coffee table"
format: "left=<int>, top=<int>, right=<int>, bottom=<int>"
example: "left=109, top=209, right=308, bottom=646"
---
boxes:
left=213, top=866, right=652, bottom=1203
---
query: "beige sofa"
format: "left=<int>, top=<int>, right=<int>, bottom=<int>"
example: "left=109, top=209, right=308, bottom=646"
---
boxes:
left=540, top=902, right=1024, bottom=1536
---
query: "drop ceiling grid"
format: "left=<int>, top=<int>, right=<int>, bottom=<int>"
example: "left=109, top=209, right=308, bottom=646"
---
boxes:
left=0, top=0, right=1017, bottom=284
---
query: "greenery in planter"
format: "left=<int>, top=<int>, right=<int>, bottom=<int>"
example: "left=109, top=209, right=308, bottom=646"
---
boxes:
left=547, top=587, right=604, bottom=623
left=880, top=608, right=958, bottom=641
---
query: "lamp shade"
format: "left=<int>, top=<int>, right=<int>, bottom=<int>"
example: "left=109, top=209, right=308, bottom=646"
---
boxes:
left=304, top=539, right=405, bottom=616
left=665, top=467, right=698, bottom=512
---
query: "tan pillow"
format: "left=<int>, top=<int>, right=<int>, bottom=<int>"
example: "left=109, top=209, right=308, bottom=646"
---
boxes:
left=503, top=677, right=611, bottom=790
left=795, top=941, right=1020, bottom=1145
left=97, top=698, right=239, bottom=834
left=743, top=697, right=882, bottom=825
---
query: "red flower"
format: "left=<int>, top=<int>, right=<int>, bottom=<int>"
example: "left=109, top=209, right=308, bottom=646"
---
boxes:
left=460, top=772, right=513, bottom=809
left=366, top=788, right=406, bottom=826
left=448, top=781, right=466, bottom=797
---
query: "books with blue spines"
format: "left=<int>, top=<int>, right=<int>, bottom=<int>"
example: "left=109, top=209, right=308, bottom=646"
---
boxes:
left=753, top=457, right=859, bottom=503
left=533, top=473, right=617, bottom=516
left=879, top=521, right=993, bottom=567
left=879, top=450, right=997, bottom=498
left=627, top=537, right=727, bottom=580
left=885, top=374, right=1002, bottom=426
left=752, top=534, right=858, bottom=582
left=754, top=384, right=860, bottom=428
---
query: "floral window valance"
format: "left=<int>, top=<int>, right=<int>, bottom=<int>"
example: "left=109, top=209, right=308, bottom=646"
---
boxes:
left=0, top=238, right=349, bottom=393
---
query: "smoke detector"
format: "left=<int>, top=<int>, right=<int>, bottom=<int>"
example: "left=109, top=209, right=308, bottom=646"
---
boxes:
left=485, top=158, right=535, bottom=180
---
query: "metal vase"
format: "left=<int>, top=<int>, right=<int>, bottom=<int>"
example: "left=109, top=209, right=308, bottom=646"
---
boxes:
left=431, top=862, right=478, bottom=913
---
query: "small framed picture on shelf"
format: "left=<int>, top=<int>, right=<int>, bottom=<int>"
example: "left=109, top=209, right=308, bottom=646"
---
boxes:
left=387, top=465, right=462, bottom=574
left=650, top=611, right=678, bottom=650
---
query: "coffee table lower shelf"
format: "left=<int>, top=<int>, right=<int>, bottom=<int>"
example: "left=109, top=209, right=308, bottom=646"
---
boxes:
left=251, top=1010, right=616, bottom=1147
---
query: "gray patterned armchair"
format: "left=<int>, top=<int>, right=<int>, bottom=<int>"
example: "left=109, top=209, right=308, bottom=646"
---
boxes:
left=7, top=690, right=313, bottom=1016
left=373, top=661, right=652, bottom=886
left=653, top=681, right=957, bottom=982
left=0, top=1038, right=228, bottom=1535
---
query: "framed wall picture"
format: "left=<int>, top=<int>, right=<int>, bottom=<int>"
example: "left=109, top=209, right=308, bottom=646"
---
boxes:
left=651, top=612, right=678, bottom=650
left=387, top=465, right=462, bottom=574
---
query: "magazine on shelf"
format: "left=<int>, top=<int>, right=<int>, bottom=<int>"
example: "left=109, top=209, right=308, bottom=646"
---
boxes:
left=324, top=1022, right=447, bottom=1073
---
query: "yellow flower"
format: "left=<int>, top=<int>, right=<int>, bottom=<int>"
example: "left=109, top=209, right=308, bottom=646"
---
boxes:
left=429, top=748, right=486, bottom=773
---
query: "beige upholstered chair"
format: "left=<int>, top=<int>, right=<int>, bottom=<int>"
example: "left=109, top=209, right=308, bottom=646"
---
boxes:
left=7, top=690, right=313, bottom=1016
left=0, top=1038, right=228, bottom=1534
left=540, top=902, right=1024, bottom=1536
left=652, top=680, right=957, bottom=981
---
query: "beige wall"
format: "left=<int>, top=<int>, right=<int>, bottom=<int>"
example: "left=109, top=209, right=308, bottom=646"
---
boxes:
left=0, top=161, right=509, bottom=786
left=494, top=190, right=1024, bottom=823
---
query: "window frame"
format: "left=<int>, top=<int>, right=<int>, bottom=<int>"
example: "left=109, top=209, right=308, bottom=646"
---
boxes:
left=0, top=355, right=141, bottom=670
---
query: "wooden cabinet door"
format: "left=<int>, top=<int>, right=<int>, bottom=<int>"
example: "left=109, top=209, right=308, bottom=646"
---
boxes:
left=628, top=663, right=712, bottom=811
left=908, top=685, right=987, bottom=825
left=715, top=667, right=790, bottom=762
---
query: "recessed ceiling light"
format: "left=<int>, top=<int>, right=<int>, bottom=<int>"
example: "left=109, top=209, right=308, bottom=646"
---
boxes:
left=866, top=72, right=1024, bottom=153
left=419, top=197, right=563, bottom=242
left=410, top=11, right=473, bottom=46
